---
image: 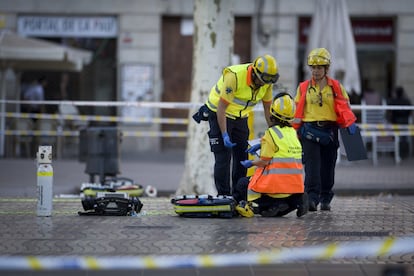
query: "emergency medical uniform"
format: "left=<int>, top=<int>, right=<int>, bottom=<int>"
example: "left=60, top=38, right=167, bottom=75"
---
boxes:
left=293, top=48, right=356, bottom=211
left=234, top=93, right=308, bottom=218
left=206, top=63, right=273, bottom=195
left=247, top=125, right=304, bottom=216
left=247, top=126, right=303, bottom=197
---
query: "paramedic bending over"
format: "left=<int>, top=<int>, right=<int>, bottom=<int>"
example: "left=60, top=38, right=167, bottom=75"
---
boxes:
left=204, top=55, right=279, bottom=196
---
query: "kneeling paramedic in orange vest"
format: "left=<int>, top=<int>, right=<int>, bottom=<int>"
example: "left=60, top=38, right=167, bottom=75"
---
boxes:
left=233, top=93, right=308, bottom=218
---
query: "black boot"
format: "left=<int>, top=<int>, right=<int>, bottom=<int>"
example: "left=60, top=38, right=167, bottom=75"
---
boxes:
left=296, top=193, right=309, bottom=217
left=320, top=202, right=331, bottom=211
left=308, top=201, right=317, bottom=212
left=260, top=203, right=289, bottom=217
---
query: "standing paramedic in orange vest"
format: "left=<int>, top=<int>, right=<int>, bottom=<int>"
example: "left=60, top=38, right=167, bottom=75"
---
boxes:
left=204, top=55, right=279, bottom=196
left=233, top=93, right=308, bottom=218
left=293, top=48, right=357, bottom=212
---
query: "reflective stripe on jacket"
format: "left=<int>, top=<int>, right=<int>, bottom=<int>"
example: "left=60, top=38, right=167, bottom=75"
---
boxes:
left=206, top=63, right=271, bottom=119
left=247, top=125, right=304, bottom=200
left=292, top=77, right=356, bottom=129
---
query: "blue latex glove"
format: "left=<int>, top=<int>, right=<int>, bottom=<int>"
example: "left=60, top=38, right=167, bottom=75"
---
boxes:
left=222, top=132, right=237, bottom=148
left=347, top=123, right=357, bottom=135
left=246, top=143, right=261, bottom=154
left=240, top=160, right=253, bottom=168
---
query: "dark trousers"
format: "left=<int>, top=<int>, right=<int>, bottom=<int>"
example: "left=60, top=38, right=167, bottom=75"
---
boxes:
left=301, top=129, right=339, bottom=206
left=233, top=176, right=305, bottom=216
left=208, top=112, right=248, bottom=196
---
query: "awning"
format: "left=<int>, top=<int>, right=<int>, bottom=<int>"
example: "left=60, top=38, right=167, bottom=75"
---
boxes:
left=0, top=31, right=92, bottom=71
left=0, top=30, right=93, bottom=156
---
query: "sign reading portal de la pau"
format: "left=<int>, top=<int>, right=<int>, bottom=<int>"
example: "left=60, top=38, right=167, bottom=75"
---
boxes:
left=17, top=15, right=118, bottom=38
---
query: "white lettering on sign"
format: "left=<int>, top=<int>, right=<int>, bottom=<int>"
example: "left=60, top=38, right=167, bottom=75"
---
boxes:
left=18, top=16, right=118, bottom=38
left=354, top=26, right=392, bottom=36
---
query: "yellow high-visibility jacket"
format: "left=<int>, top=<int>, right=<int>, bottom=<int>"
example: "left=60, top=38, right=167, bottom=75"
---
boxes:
left=206, top=63, right=272, bottom=119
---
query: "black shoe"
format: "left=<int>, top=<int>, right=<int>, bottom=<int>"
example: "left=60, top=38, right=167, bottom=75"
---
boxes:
left=320, top=203, right=331, bottom=211
left=308, top=201, right=317, bottom=212
left=296, top=193, right=309, bottom=217
left=261, top=203, right=289, bottom=217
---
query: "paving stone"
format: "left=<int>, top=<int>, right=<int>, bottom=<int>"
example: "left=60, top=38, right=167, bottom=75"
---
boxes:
left=0, top=196, right=413, bottom=262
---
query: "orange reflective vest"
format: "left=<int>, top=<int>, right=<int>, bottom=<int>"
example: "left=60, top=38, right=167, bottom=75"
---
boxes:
left=247, top=126, right=304, bottom=198
left=292, top=78, right=356, bottom=129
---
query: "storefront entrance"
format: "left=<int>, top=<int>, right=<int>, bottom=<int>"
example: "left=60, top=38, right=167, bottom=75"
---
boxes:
left=161, top=16, right=252, bottom=149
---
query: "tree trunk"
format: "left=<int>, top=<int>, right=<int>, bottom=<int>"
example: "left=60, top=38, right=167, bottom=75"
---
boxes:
left=176, top=0, right=234, bottom=195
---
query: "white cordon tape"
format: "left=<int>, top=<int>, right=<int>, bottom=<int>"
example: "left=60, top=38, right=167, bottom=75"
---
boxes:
left=1, top=99, right=202, bottom=110
left=145, top=185, right=158, bottom=197
left=6, top=112, right=189, bottom=125
left=3, top=99, right=414, bottom=110
left=6, top=111, right=414, bottom=132
left=4, top=130, right=187, bottom=137
left=0, top=237, right=413, bottom=270
left=360, top=130, right=414, bottom=136
left=3, top=100, right=414, bottom=138
left=6, top=128, right=414, bottom=138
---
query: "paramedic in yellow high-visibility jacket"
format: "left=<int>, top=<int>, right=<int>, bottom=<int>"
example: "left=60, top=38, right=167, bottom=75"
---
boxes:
left=205, top=55, right=279, bottom=196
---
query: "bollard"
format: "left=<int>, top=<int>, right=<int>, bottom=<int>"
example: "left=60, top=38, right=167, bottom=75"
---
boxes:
left=37, top=145, right=53, bottom=217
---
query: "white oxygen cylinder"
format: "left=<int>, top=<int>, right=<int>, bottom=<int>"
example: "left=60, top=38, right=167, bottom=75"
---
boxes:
left=37, top=145, right=53, bottom=217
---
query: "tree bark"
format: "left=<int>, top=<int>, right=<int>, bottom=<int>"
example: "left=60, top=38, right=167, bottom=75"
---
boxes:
left=176, top=0, right=234, bottom=195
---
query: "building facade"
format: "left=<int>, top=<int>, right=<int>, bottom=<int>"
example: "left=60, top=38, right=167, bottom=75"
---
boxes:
left=1, top=0, right=413, bottom=155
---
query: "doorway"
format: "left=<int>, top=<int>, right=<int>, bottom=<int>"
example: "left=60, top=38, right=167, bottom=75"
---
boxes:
left=161, top=16, right=252, bottom=149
